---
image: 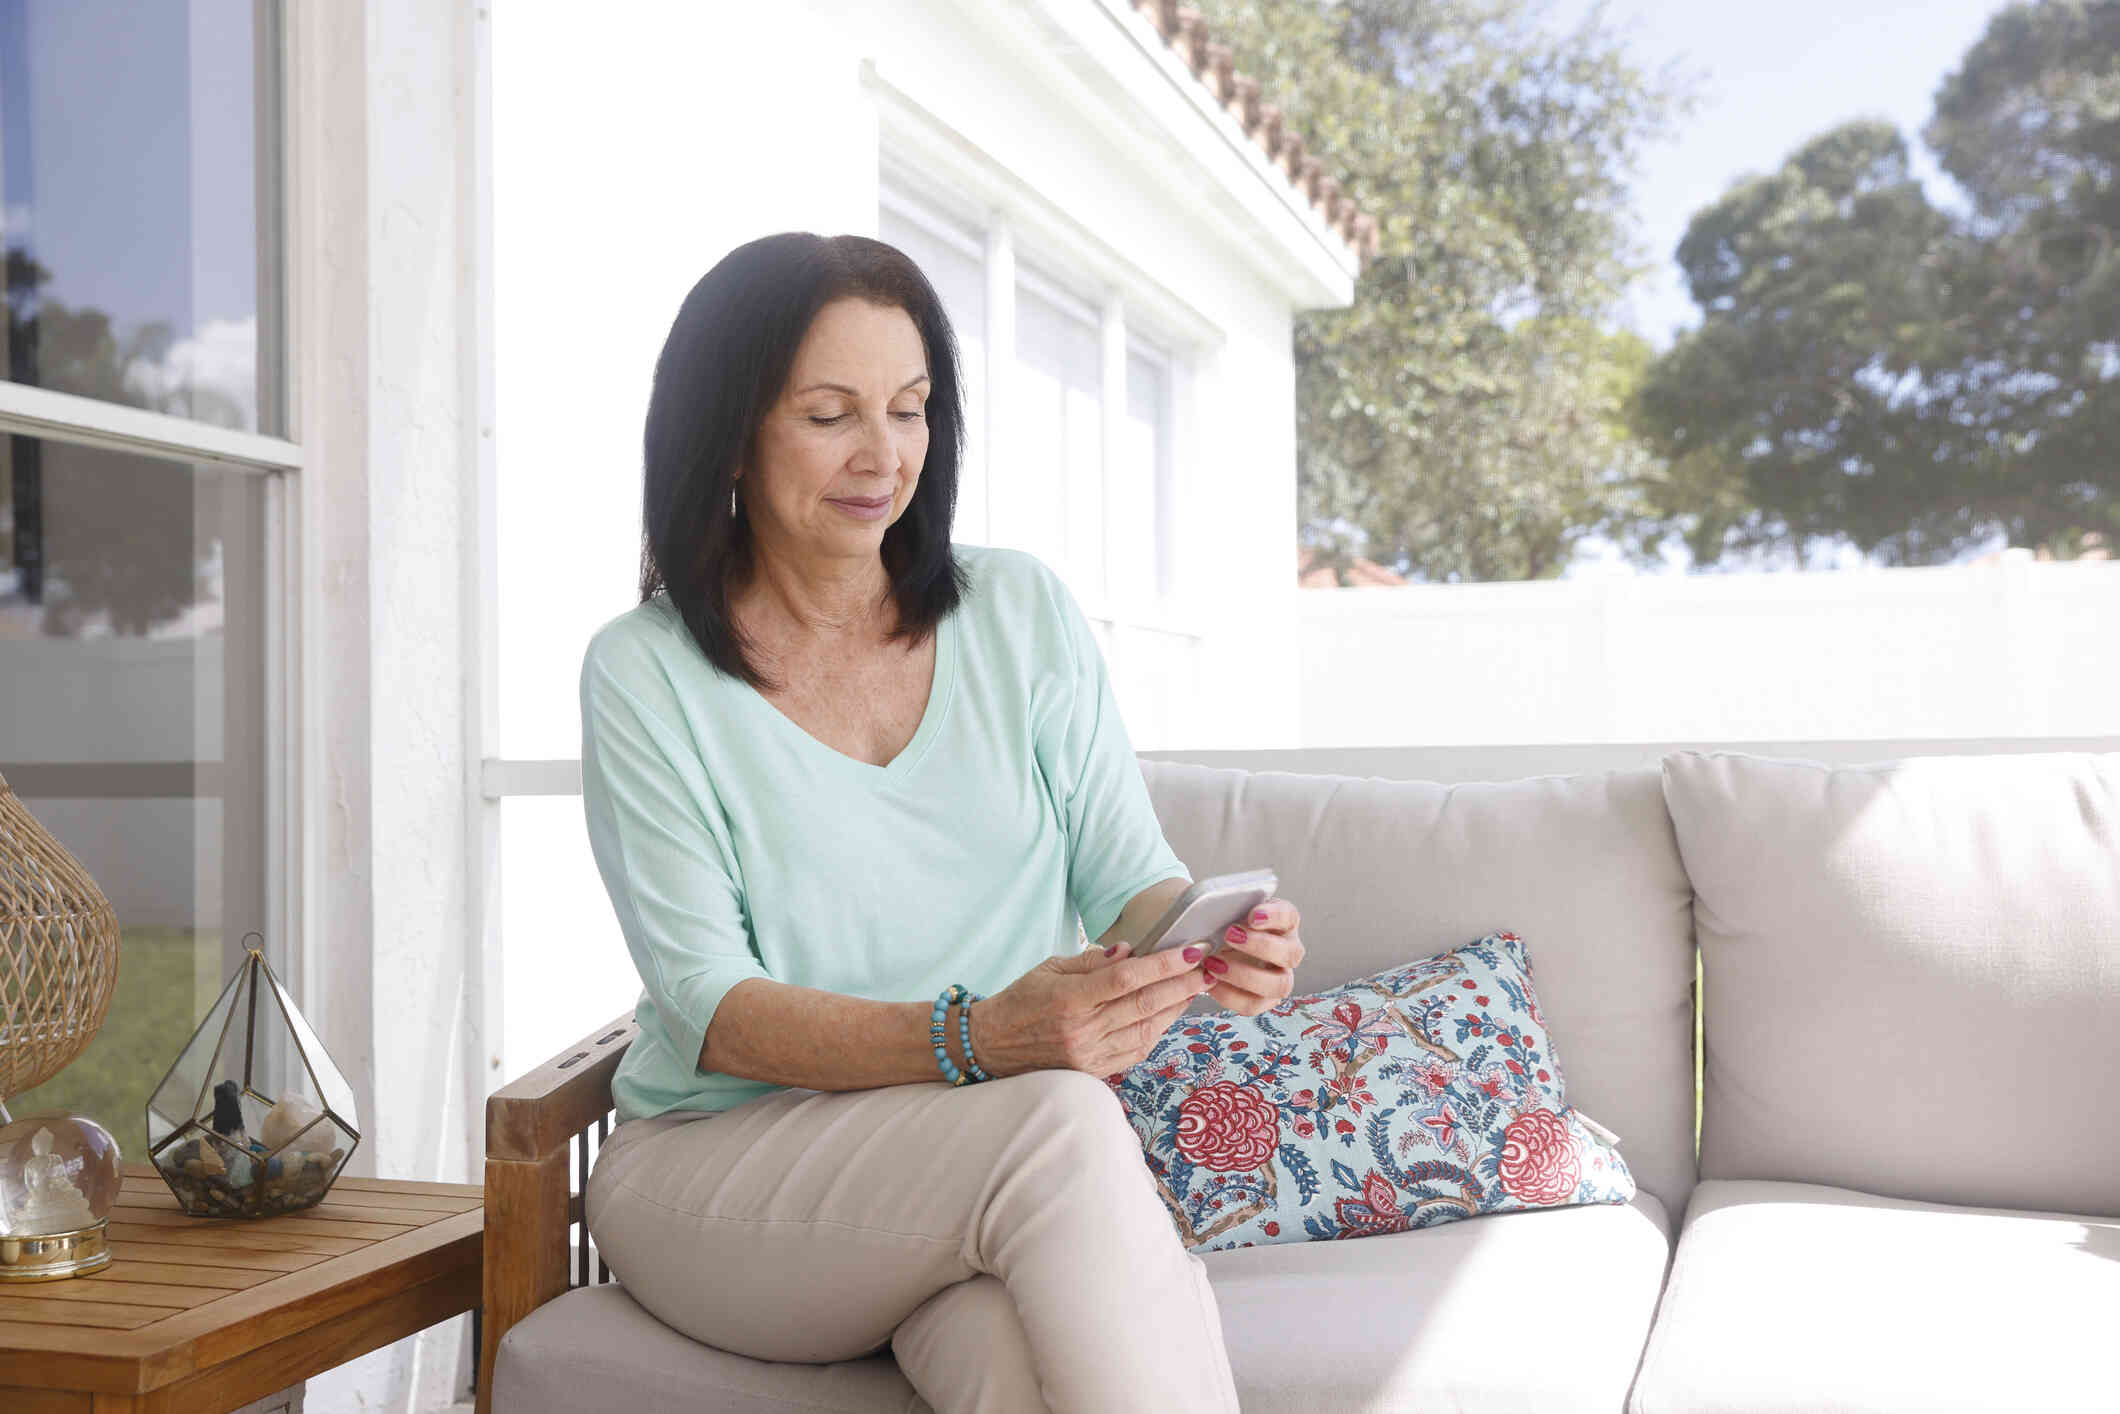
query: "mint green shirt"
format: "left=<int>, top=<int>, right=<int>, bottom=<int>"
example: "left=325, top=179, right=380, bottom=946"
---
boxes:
left=578, top=544, right=1191, bottom=1121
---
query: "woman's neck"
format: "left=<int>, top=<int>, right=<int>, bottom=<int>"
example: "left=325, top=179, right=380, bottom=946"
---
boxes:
left=734, top=549, right=894, bottom=646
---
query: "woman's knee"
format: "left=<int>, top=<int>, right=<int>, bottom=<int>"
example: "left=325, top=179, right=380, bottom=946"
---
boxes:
left=1000, top=1068, right=1143, bottom=1166
left=1006, top=1066, right=1122, bottom=1119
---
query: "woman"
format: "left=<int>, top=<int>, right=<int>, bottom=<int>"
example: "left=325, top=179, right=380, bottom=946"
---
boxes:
left=578, top=232, right=1307, bottom=1414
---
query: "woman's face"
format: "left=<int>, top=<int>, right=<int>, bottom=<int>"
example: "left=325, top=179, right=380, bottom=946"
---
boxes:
left=747, top=296, right=932, bottom=560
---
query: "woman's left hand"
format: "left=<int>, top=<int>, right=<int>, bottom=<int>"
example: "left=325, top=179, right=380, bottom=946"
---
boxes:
left=1202, top=897, right=1305, bottom=1017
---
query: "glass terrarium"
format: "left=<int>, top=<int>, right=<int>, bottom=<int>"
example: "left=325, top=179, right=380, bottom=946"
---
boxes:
left=146, top=945, right=359, bottom=1218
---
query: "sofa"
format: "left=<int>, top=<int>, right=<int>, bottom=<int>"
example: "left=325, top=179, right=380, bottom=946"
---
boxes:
left=476, top=744, right=2120, bottom=1413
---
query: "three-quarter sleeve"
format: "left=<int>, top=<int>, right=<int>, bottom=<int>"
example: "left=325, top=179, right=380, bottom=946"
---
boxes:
left=1031, top=562, right=1191, bottom=946
left=579, top=645, right=771, bottom=1076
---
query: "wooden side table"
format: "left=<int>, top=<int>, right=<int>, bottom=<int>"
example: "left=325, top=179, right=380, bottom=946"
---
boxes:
left=0, top=1163, right=482, bottom=1412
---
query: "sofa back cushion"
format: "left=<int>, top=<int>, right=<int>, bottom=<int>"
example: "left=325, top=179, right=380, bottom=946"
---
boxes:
left=1664, top=750, right=2120, bottom=1217
left=1139, top=760, right=1698, bottom=1219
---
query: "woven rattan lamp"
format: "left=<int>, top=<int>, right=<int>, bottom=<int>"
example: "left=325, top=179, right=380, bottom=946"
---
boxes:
left=0, top=769, right=124, bottom=1278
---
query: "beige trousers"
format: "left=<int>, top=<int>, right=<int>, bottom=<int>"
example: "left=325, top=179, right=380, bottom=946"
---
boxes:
left=584, top=1067, right=1243, bottom=1414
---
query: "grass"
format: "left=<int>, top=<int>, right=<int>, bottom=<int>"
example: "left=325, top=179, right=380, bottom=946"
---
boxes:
left=8, top=928, right=211, bottom=1160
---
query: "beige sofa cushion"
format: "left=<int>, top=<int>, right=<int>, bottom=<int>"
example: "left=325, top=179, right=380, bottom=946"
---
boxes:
left=495, top=1191, right=1675, bottom=1414
left=493, top=1282, right=917, bottom=1414
left=1663, top=750, right=2120, bottom=1216
left=1140, top=760, right=1699, bottom=1220
left=1210, top=1189, right=1672, bottom=1414
left=1627, top=1179, right=2120, bottom=1414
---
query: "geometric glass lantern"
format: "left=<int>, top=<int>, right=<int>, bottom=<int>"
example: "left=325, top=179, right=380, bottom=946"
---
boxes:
left=146, top=941, right=359, bottom=1218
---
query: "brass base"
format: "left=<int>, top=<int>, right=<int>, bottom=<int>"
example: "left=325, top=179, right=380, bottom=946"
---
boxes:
left=0, top=1219, right=112, bottom=1281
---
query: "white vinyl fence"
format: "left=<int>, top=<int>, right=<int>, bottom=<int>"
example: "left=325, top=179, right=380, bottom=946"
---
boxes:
left=1295, top=557, right=2120, bottom=747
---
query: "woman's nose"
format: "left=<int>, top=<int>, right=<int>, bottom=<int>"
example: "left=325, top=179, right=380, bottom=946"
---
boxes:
left=858, top=410, right=901, bottom=471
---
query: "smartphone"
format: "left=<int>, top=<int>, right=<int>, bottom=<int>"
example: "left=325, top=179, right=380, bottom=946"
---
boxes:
left=1131, top=868, right=1279, bottom=957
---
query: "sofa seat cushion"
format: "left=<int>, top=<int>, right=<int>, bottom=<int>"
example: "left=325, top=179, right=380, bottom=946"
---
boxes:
left=1207, top=1187, right=1672, bottom=1414
left=1627, top=1179, right=2120, bottom=1414
left=491, top=1281, right=918, bottom=1414
left=493, top=1190, right=1672, bottom=1414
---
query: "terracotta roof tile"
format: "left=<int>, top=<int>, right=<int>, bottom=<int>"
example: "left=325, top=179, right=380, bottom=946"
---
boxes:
left=1129, top=0, right=1379, bottom=268
left=1296, top=545, right=1409, bottom=586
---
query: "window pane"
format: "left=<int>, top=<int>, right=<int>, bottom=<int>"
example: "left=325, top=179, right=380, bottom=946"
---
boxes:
left=0, top=437, right=271, bottom=1159
left=0, top=0, right=283, bottom=434
left=1111, top=348, right=1168, bottom=604
left=1012, top=278, right=1101, bottom=592
left=878, top=200, right=987, bottom=545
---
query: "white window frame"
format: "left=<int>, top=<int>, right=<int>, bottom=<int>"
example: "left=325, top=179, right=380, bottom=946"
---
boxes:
left=0, top=4, right=305, bottom=998
left=868, top=66, right=1210, bottom=638
left=879, top=183, right=995, bottom=546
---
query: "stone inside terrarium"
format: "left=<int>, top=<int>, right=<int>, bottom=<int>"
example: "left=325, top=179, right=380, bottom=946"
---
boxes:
left=146, top=948, right=360, bottom=1219
left=0, top=1113, right=122, bottom=1237
left=150, top=1085, right=354, bottom=1217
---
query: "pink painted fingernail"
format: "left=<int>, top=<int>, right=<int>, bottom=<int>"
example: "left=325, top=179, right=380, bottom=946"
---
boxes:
left=1182, top=945, right=1204, bottom=963
left=1203, top=957, right=1229, bottom=979
left=1252, top=909, right=1268, bottom=924
left=1104, top=944, right=1121, bottom=956
left=1225, top=925, right=1246, bottom=944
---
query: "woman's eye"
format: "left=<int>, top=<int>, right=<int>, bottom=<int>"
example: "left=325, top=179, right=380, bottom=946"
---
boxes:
left=894, top=409, right=925, bottom=422
left=808, top=414, right=846, bottom=426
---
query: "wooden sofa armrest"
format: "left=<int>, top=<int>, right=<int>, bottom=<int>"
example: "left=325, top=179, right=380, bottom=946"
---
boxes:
left=475, top=1012, right=638, bottom=1414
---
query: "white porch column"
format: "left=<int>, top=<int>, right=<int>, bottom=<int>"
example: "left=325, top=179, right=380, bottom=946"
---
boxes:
left=292, top=0, right=487, bottom=1409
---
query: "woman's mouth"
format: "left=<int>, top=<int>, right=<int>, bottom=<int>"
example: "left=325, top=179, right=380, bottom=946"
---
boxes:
left=828, top=495, right=891, bottom=520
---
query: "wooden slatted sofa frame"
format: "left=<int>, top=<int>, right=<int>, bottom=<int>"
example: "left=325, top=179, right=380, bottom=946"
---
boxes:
left=475, top=1011, right=638, bottom=1414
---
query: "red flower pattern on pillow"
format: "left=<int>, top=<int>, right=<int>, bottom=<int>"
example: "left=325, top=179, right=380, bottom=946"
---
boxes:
left=1498, top=1108, right=1581, bottom=1203
left=1174, top=1080, right=1280, bottom=1171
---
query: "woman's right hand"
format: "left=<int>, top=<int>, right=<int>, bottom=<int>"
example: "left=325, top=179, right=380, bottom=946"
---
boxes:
left=972, top=941, right=1214, bottom=1080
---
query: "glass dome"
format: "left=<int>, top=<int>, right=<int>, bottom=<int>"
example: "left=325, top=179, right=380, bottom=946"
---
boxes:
left=0, top=1113, right=120, bottom=1236
left=0, top=1112, right=121, bottom=1280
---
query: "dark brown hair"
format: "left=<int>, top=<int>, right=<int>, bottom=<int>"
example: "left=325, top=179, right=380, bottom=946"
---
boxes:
left=639, top=232, right=970, bottom=691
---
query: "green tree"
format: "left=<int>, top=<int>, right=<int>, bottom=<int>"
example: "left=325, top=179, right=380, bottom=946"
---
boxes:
left=1193, top=0, right=1689, bottom=581
left=1634, top=0, right=2119, bottom=565
left=4, top=248, right=226, bottom=635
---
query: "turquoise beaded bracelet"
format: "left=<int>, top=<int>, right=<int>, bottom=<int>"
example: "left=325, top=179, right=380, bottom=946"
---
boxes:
left=931, top=984, right=992, bottom=1085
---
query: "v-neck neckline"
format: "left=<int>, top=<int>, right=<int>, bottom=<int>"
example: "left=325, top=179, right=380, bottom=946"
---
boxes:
left=728, top=604, right=957, bottom=786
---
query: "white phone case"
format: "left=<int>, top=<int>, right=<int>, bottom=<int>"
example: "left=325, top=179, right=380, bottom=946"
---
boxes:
left=1132, top=868, right=1279, bottom=956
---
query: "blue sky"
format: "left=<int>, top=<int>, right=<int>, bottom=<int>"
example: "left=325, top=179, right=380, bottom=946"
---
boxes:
left=1539, top=0, right=2018, bottom=351
left=4, top=0, right=255, bottom=338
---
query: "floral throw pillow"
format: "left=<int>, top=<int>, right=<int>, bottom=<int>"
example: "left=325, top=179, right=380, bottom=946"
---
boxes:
left=1103, top=931, right=1635, bottom=1252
